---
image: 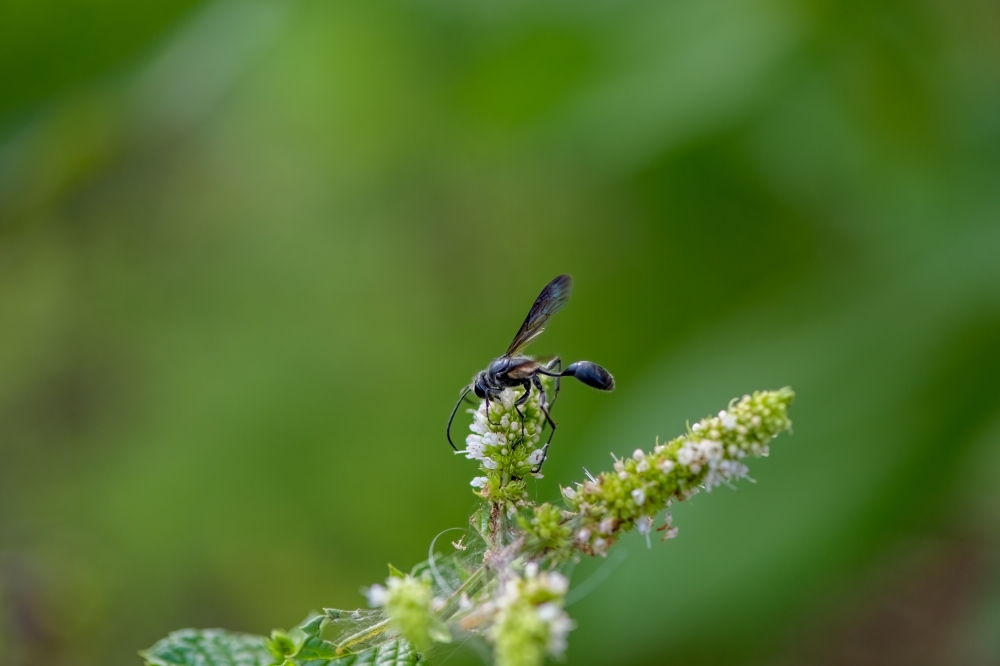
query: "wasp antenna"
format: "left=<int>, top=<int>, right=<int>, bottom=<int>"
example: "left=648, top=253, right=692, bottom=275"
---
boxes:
left=446, top=386, right=473, bottom=451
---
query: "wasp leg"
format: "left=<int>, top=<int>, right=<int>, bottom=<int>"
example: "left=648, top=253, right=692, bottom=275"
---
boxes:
left=538, top=357, right=562, bottom=409
left=484, top=395, right=502, bottom=427
left=512, top=380, right=532, bottom=447
left=530, top=374, right=558, bottom=474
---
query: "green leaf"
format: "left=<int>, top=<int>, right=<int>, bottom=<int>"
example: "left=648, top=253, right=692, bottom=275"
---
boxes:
left=275, top=613, right=419, bottom=666
left=292, top=640, right=420, bottom=666
left=140, top=629, right=275, bottom=666
left=140, top=626, right=420, bottom=666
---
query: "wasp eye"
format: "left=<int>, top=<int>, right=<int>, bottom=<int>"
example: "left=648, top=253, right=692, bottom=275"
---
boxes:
left=474, top=385, right=486, bottom=399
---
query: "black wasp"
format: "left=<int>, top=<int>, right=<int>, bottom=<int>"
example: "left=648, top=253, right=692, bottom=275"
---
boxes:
left=446, top=275, right=614, bottom=460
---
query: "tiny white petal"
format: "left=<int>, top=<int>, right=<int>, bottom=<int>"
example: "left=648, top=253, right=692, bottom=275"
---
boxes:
left=636, top=515, right=653, bottom=535
left=631, top=488, right=646, bottom=506
left=470, top=476, right=488, bottom=488
left=632, top=449, right=645, bottom=461
left=546, top=572, right=569, bottom=595
left=482, top=457, right=498, bottom=469
left=537, top=602, right=560, bottom=622
left=364, top=584, right=388, bottom=607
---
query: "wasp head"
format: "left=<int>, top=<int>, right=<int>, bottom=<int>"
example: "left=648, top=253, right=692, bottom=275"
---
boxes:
left=473, top=371, right=488, bottom=399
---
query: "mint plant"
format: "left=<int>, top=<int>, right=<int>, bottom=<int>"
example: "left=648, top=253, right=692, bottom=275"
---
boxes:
left=141, top=387, right=794, bottom=666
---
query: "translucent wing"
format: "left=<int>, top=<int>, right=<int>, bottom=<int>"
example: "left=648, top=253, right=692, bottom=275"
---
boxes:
left=505, top=275, right=573, bottom=356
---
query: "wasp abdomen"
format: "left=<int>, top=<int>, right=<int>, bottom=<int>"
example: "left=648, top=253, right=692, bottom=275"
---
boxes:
left=563, top=361, right=615, bottom=391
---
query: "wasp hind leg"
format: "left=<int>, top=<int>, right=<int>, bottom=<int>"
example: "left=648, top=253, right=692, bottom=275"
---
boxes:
left=530, top=374, right=558, bottom=473
left=536, top=357, right=563, bottom=410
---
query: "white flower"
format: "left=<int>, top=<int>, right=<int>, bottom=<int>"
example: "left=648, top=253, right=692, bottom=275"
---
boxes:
left=527, top=449, right=545, bottom=465
left=636, top=459, right=650, bottom=473
left=636, top=515, right=653, bottom=535
left=524, top=562, right=539, bottom=578
left=576, top=528, right=591, bottom=543
left=658, top=459, right=675, bottom=474
left=544, top=571, right=569, bottom=596
left=463, top=435, right=486, bottom=460
left=536, top=602, right=559, bottom=621
left=482, top=457, right=498, bottom=469
left=663, top=526, right=679, bottom=540
left=631, top=488, right=646, bottom=506
left=632, top=449, right=645, bottom=461
left=544, top=608, right=574, bottom=658
left=599, top=517, right=616, bottom=534
left=698, top=439, right=723, bottom=462
left=470, top=476, right=488, bottom=488
left=692, top=422, right=703, bottom=432
left=364, top=584, right=388, bottom=607
left=561, top=486, right=577, bottom=501
left=676, top=442, right=698, bottom=465
left=719, top=410, right=738, bottom=430
left=592, top=538, right=608, bottom=555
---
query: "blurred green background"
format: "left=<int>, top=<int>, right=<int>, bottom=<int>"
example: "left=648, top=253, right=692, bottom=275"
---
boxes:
left=2, top=0, right=1000, bottom=664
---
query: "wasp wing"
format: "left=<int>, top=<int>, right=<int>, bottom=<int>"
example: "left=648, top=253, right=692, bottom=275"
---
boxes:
left=505, top=275, right=573, bottom=356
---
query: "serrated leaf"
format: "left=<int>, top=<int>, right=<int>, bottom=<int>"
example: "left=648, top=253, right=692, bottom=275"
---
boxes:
left=140, top=629, right=276, bottom=666
left=323, top=641, right=420, bottom=666
left=274, top=614, right=418, bottom=666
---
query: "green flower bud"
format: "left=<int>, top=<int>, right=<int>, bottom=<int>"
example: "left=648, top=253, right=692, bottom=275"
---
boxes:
left=364, top=574, right=445, bottom=652
left=488, top=564, right=573, bottom=666
left=518, top=504, right=573, bottom=561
